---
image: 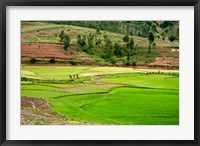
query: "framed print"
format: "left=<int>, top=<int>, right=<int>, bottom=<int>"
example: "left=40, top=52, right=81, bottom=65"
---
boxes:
left=0, top=0, right=199, bottom=145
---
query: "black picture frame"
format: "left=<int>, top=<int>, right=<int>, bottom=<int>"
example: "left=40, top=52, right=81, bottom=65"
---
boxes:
left=0, top=0, right=199, bottom=145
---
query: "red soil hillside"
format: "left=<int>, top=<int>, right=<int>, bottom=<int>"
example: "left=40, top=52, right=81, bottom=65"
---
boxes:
left=21, top=43, right=94, bottom=63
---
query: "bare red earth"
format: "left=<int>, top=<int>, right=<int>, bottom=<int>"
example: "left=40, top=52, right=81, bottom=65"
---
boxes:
left=21, top=43, right=74, bottom=60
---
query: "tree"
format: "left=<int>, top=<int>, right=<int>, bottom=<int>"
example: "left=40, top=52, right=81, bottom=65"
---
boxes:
left=87, top=33, right=94, bottom=49
left=63, top=34, right=70, bottom=51
left=125, top=38, right=135, bottom=65
left=77, top=35, right=87, bottom=47
left=123, top=34, right=129, bottom=42
left=160, top=21, right=173, bottom=29
left=59, top=30, right=65, bottom=43
left=168, top=35, right=176, bottom=42
left=150, top=24, right=158, bottom=33
left=77, top=35, right=89, bottom=53
left=148, top=31, right=155, bottom=54
left=113, top=42, right=122, bottom=57
left=104, top=37, right=113, bottom=58
left=96, top=26, right=101, bottom=34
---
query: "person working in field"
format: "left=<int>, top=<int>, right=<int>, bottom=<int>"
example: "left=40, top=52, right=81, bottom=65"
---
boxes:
left=69, top=74, right=79, bottom=79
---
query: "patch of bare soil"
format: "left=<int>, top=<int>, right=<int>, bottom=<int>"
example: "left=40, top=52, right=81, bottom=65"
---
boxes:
left=21, top=43, right=94, bottom=63
left=21, top=97, right=92, bottom=125
left=157, top=48, right=170, bottom=52
left=21, top=97, right=69, bottom=125
left=150, top=57, right=179, bottom=66
left=21, top=43, right=73, bottom=60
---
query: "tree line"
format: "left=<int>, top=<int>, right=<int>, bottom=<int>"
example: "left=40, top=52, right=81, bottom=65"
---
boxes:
left=48, top=21, right=179, bottom=41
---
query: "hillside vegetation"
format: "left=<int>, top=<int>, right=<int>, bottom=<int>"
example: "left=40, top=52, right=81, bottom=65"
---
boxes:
left=21, top=21, right=179, bottom=67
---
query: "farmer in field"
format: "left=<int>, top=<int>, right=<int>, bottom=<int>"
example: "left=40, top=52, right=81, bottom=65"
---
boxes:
left=73, top=74, right=76, bottom=79
left=76, top=73, right=79, bottom=79
left=69, top=74, right=72, bottom=79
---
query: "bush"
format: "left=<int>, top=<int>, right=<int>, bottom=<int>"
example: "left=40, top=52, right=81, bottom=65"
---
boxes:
left=168, top=35, right=176, bottom=42
left=132, top=61, right=137, bottom=66
left=145, top=60, right=149, bottom=64
left=30, top=58, right=37, bottom=64
left=107, top=57, right=117, bottom=65
left=69, top=60, right=77, bottom=65
left=123, top=35, right=129, bottom=42
left=49, top=58, right=56, bottom=64
left=125, top=62, right=130, bottom=66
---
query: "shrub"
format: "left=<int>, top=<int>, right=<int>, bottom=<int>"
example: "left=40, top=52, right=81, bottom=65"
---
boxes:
left=107, top=57, right=117, bottom=65
left=168, top=35, right=176, bottom=42
left=49, top=58, right=56, bottom=64
left=132, top=61, right=137, bottom=66
left=69, top=60, right=77, bottom=65
left=123, top=35, right=129, bottom=42
left=145, top=60, right=149, bottom=64
left=30, top=58, right=37, bottom=64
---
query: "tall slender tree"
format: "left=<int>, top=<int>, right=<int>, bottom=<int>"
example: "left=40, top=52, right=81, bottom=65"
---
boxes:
left=63, top=34, right=70, bottom=51
left=148, top=31, right=155, bottom=54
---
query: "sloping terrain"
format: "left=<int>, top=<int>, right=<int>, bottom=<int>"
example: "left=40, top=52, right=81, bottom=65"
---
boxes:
left=21, top=21, right=179, bottom=67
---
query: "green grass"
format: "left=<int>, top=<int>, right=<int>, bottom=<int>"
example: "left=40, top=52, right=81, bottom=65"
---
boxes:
left=21, top=66, right=140, bottom=80
left=100, top=74, right=179, bottom=89
left=21, top=66, right=179, bottom=125
left=21, top=90, right=72, bottom=98
left=21, top=83, right=73, bottom=98
left=21, top=66, right=91, bottom=80
left=21, top=23, right=64, bottom=33
left=21, top=66, right=178, bottom=80
left=49, top=87, right=179, bottom=125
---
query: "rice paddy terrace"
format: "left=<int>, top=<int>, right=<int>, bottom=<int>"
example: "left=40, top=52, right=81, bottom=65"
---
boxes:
left=21, top=66, right=179, bottom=125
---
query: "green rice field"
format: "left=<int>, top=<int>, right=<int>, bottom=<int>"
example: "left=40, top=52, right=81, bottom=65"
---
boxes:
left=21, top=65, right=179, bottom=125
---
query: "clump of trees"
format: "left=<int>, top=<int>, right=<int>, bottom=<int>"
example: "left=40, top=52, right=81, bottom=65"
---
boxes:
left=59, top=30, right=71, bottom=51
left=54, top=21, right=179, bottom=65
left=123, top=35, right=136, bottom=65
left=75, top=32, right=140, bottom=65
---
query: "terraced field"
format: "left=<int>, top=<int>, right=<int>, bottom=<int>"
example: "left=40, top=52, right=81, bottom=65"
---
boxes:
left=21, top=66, right=179, bottom=125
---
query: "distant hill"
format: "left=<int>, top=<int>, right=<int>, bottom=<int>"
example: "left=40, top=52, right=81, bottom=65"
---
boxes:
left=46, top=21, right=179, bottom=40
